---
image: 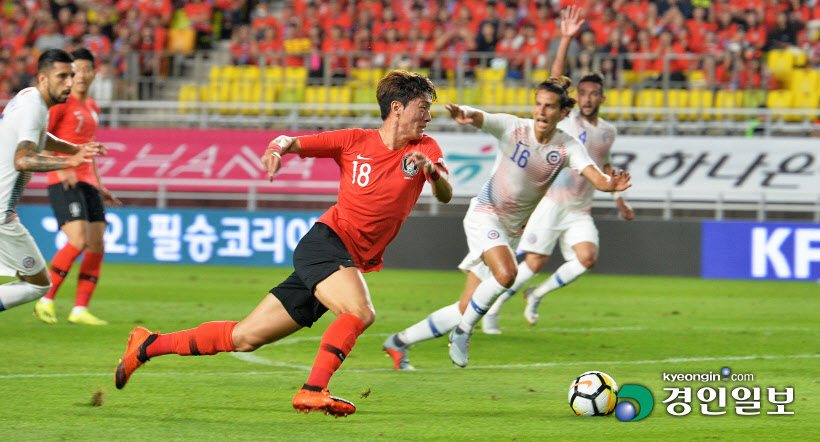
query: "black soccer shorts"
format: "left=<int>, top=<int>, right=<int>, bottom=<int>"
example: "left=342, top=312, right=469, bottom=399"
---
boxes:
left=270, top=222, right=357, bottom=327
left=47, top=182, right=107, bottom=228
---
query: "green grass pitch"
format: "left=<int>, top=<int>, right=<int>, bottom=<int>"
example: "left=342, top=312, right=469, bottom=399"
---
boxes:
left=1, top=263, right=817, bottom=440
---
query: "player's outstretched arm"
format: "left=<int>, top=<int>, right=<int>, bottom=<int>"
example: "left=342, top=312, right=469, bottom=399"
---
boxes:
left=445, top=103, right=484, bottom=129
left=261, top=135, right=302, bottom=182
left=405, top=152, right=452, bottom=203
left=581, top=164, right=631, bottom=192
left=15, top=140, right=98, bottom=172
left=550, top=6, right=585, bottom=78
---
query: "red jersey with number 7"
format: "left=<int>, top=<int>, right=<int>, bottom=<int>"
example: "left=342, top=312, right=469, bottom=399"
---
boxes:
left=297, top=128, right=447, bottom=273
left=46, top=95, right=100, bottom=186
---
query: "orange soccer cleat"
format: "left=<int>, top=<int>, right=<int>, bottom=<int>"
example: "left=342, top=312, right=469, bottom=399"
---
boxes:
left=115, top=326, right=158, bottom=389
left=292, top=384, right=356, bottom=417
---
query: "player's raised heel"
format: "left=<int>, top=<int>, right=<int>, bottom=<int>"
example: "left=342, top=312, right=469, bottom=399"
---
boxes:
left=382, top=334, right=415, bottom=370
left=292, top=384, right=356, bottom=417
left=481, top=313, right=502, bottom=334
left=33, top=300, right=57, bottom=324
left=115, top=326, right=158, bottom=389
left=448, top=327, right=472, bottom=367
left=523, top=287, right=540, bottom=325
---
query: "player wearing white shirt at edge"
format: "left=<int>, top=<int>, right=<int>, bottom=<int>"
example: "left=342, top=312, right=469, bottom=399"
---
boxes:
left=0, top=49, right=102, bottom=313
left=482, top=8, right=634, bottom=334
left=383, top=74, right=631, bottom=369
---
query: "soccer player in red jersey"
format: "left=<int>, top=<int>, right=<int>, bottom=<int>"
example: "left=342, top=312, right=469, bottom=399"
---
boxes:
left=115, top=70, right=452, bottom=417
left=33, top=49, right=121, bottom=326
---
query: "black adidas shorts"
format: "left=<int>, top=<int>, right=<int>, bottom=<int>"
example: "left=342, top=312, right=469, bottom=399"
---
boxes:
left=270, top=222, right=357, bottom=327
left=47, top=182, right=107, bottom=228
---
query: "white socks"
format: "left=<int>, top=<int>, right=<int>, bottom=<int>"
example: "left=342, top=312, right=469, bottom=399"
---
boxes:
left=458, top=277, right=507, bottom=332
left=486, top=261, right=537, bottom=315
left=532, top=259, right=588, bottom=298
left=0, top=281, right=50, bottom=312
left=398, top=302, right=462, bottom=346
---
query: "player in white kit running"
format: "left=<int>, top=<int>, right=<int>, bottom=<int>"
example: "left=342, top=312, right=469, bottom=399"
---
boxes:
left=0, top=49, right=102, bottom=314
left=383, top=76, right=631, bottom=369
left=481, top=7, right=634, bottom=334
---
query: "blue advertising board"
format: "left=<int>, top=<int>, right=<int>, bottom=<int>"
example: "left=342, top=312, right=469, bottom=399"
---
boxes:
left=702, top=220, right=820, bottom=281
left=17, top=205, right=322, bottom=267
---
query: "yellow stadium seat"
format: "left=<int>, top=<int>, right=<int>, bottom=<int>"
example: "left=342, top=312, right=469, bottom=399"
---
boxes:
left=742, top=89, right=766, bottom=110
left=461, top=87, right=480, bottom=106
left=352, top=85, right=378, bottom=117
left=612, top=88, right=634, bottom=120
left=329, top=85, right=352, bottom=116
left=475, top=67, right=506, bottom=82
left=766, top=50, right=795, bottom=83
left=791, top=92, right=820, bottom=122
left=788, top=69, right=819, bottom=95
left=599, top=89, right=617, bottom=120
left=685, top=90, right=714, bottom=121
left=530, top=69, right=549, bottom=84
left=766, top=89, right=794, bottom=122
left=503, top=86, right=529, bottom=116
left=177, top=84, right=198, bottom=114
left=666, top=89, right=688, bottom=121
left=432, top=85, right=457, bottom=117
left=621, top=70, right=640, bottom=85
left=634, top=89, right=663, bottom=121
left=167, top=28, right=195, bottom=55
left=714, top=90, right=743, bottom=120
left=351, top=67, right=383, bottom=86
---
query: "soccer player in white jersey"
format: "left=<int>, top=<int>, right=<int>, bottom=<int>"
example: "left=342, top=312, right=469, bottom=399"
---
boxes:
left=383, top=76, right=631, bottom=369
left=480, top=7, right=634, bottom=334
left=0, top=49, right=103, bottom=314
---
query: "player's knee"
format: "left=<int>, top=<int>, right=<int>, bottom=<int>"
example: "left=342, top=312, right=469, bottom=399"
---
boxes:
left=493, top=269, right=517, bottom=288
left=578, top=254, right=597, bottom=269
left=348, top=307, right=375, bottom=327
left=27, top=282, right=50, bottom=302
left=232, top=330, right=266, bottom=352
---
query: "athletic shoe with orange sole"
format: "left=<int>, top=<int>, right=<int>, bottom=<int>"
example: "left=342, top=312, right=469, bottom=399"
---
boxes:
left=115, top=326, right=158, bottom=389
left=292, top=384, right=356, bottom=417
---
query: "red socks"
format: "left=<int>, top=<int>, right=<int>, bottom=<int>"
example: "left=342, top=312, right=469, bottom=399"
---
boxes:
left=146, top=321, right=238, bottom=358
left=44, top=243, right=82, bottom=300
left=306, top=313, right=367, bottom=389
left=75, top=251, right=103, bottom=307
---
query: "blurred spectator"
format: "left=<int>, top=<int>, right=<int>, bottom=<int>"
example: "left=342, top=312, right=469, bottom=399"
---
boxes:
left=229, top=24, right=255, bottom=66
left=90, top=61, right=116, bottom=102
left=214, top=0, right=244, bottom=40
left=321, top=25, right=352, bottom=77
left=767, top=11, right=799, bottom=50
left=257, top=26, right=283, bottom=67
left=520, top=23, right=548, bottom=69
left=494, top=24, right=522, bottom=77
left=738, top=50, right=778, bottom=90
left=34, top=19, right=67, bottom=52
left=590, top=8, right=617, bottom=47
left=305, top=25, right=324, bottom=79
left=183, top=0, right=213, bottom=50
left=686, top=7, right=716, bottom=53
left=251, top=2, right=279, bottom=39
left=83, top=23, right=112, bottom=59
left=744, top=10, right=768, bottom=51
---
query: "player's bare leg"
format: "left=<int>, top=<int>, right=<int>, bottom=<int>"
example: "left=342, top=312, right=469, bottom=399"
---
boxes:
left=450, top=246, right=517, bottom=367
left=525, top=242, right=597, bottom=324
left=292, top=266, right=371, bottom=417
left=483, top=253, right=548, bottom=334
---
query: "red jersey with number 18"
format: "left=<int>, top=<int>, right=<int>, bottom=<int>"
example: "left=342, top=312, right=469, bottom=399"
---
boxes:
left=297, top=128, right=447, bottom=273
left=46, top=94, right=100, bottom=186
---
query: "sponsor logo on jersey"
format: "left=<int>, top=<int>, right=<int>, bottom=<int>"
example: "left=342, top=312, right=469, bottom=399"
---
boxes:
left=22, top=256, right=35, bottom=269
left=488, top=230, right=500, bottom=239
left=546, top=150, right=563, bottom=165
left=401, top=155, right=419, bottom=177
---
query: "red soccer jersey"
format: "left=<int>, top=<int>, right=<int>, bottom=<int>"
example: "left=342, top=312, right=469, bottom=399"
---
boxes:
left=297, top=129, right=447, bottom=272
left=46, top=95, right=100, bottom=186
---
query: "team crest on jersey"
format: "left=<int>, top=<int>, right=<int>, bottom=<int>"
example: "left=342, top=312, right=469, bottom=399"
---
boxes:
left=546, top=150, right=563, bottom=165
left=602, top=131, right=612, bottom=144
left=400, top=155, right=420, bottom=177
left=488, top=230, right=500, bottom=239
left=22, top=256, right=35, bottom=269
left=526, top=233, right=538, bottom=244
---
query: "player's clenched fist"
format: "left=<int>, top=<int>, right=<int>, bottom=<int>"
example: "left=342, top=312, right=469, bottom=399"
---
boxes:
left=404, top=151, right=436, bottom=175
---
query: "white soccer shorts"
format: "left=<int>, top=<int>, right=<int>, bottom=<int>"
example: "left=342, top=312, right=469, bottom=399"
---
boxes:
left=519, top=199, right=599, bottom=262
left=457, top=200, right=521, bottom=282
left=0, top=219, right=47, bottom=277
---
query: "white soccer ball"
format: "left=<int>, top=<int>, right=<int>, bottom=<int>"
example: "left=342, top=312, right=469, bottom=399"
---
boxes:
left=568, top=371, right=619, bottom=416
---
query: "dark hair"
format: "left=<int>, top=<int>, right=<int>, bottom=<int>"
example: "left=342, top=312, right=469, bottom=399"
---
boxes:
left=376, top=70, right=437, bottom=120
left=37, top=48, right=73, bottom=73
left=578, top=72, right=605, bottom=92
left=534, top=76, right=576, bottom=110
left=70, top=48, right=95, bottom=67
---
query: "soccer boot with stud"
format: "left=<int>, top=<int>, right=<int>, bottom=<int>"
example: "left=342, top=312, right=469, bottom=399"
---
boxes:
left=33, top=299, right=57, bottom=324
left=523, top=287, right=541, bottom=326
left=68, top=309, right=108, bottom=325
left=382, top=334, right=415, bottom=370
left=292, top=384, right=356, bottom=417
left=448, top=326, right=472, bottom=368
left=115, top=326, right=159, bottom=389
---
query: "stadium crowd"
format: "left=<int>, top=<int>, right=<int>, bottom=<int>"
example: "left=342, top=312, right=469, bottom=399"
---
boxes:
left=2, top=0, right=820, bottom=99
